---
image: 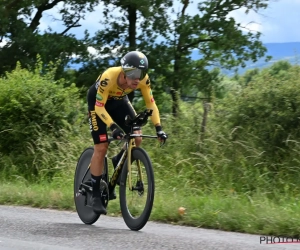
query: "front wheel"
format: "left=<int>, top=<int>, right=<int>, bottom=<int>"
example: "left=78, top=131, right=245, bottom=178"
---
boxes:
left=119, top=147, right=155, bottom=231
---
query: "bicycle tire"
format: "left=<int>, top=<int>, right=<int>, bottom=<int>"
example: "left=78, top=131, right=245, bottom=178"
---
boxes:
left=74, top=147, right=109, bottom=224
left=119, top=147, right=155, bottom=231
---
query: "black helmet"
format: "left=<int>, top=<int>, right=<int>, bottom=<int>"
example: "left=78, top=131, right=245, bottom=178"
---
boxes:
left=120, top=51, right=148, bottom=80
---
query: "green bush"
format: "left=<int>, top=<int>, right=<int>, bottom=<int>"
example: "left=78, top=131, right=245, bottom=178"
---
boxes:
left=0, top=62, right=86, bottom=169
left=216, top=62, right=300, bottom=159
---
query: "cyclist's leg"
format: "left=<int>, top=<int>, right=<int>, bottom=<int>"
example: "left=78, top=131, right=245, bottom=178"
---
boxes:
left=87, top=86, right=109, bottom=214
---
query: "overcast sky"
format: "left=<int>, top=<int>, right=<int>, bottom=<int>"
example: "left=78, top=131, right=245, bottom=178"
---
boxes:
left=228, top=0, right=300, bottom=43
left=34, top=0, right=299, bottom=44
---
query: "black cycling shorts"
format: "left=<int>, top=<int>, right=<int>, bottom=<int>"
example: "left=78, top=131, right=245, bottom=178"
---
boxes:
left=87, top=83, right=137, bottom=144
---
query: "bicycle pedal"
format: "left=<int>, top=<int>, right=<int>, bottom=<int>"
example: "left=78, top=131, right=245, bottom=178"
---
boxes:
left=76, top=189, right=86, bottom=197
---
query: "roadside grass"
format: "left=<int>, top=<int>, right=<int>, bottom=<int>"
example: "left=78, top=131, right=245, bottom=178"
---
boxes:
left=1, top=180, right=300, bottom=237
left=1, top=104, right=300, bottom=237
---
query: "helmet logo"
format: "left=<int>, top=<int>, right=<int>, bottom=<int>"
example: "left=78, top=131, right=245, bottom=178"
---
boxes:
left=140, top=59, right=144, bottom=64
left=137, top=52, right=144, bottom=58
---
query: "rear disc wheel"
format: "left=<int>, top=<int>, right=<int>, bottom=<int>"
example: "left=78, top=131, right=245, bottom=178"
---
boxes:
left=74, top=147, right=109, bottom=224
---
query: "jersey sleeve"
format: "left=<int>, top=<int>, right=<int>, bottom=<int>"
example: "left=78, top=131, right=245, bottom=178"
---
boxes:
left=139, top=75, right=161, bottom=126
left=94, top=72, right=114, bottom=127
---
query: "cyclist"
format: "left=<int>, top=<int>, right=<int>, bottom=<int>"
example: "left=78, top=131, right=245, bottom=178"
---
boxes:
left=87, top=51, right=168, bottom=214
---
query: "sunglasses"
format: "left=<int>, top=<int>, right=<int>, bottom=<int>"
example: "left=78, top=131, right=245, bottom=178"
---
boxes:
left=124, top=68, right=147, bottom=80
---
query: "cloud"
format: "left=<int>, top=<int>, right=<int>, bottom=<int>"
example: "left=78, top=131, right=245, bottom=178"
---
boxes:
left=34, top=0, right=300, bottom=44
left=175, top=0, right=300, bottom=43
left=0, top=40, right=7, bottom=48
left=38, top=2, right=121, bottom=38
left=228, top=7, right=263, bottom=33
left=229, top=0, right=300, bottom=43
left=36, top=2, right=65, bottom=33
left=261, top=0, right=300, bottom=43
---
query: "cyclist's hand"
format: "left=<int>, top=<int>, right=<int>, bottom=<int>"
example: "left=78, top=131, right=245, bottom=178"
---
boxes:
left=157, top=130, right=168, bottom=142
left=110, top=123, right=124, bottom=139
left=155, top=126, right=168, bottom=142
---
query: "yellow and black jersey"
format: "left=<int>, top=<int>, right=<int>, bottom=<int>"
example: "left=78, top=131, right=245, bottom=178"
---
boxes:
left=93, top=66, right=160, bottom=127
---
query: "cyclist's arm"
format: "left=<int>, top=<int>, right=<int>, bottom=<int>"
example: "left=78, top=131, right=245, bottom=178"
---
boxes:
left=139, top=75, right=161, bottom=126
left=94, top=73, right=115, bottom=127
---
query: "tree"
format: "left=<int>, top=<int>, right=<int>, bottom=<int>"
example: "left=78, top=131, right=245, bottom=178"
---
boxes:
left=79, top=0, right=173, bottom=101
left=155, top=0, right=272, bottom=116
left=84, top=0, right=272, bottom=116
left=0, top=0, right=100, bottom=76
left=237, top=68, right=260, bottom=86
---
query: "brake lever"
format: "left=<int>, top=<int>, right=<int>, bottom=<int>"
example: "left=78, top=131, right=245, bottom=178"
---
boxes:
left=158, top=134, right=168, bottom=147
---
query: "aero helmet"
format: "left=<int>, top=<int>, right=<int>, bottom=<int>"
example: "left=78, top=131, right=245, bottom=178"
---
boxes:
left=120, top=51, right=148, bottom=80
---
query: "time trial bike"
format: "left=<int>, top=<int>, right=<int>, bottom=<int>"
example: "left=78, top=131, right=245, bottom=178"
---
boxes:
left=74, top=109, right=166, bottom=231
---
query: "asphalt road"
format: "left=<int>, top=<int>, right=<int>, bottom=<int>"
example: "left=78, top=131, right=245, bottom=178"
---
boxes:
left=0, top=205, right=298, bottom=250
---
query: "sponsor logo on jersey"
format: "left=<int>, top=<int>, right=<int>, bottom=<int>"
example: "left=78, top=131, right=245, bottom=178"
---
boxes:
left=108, top=96, right=124, bottom=100
left=96, top=94, right=103, bottom=101
left=101, top=114, right=107, bottom=120
left=95, top=101, right=104, bottom=107
left=95, top=80, right=100, bottom=89
left=100, top=79, right=109, bottom=87
left=99, top=134, right=107, bottom=142
left=94, top=74, right=102, bottom=89
left=151, top=98, right=155, bottom=103
left=89, top=111, right=98, bottom=131
left=95, top=78, right=109, bottom=89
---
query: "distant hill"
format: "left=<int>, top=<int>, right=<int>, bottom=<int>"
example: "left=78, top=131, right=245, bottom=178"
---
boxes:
left=68, top=42, right=300, bottom=75
left=191, top=42, right=300, bottom=75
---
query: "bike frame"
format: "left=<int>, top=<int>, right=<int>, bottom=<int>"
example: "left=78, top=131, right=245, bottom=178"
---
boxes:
left=108, top=134, right=157, bottom=192
left=78, top=134, right=157, bottom=198
left=78, top=109, right=159, bottom=199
